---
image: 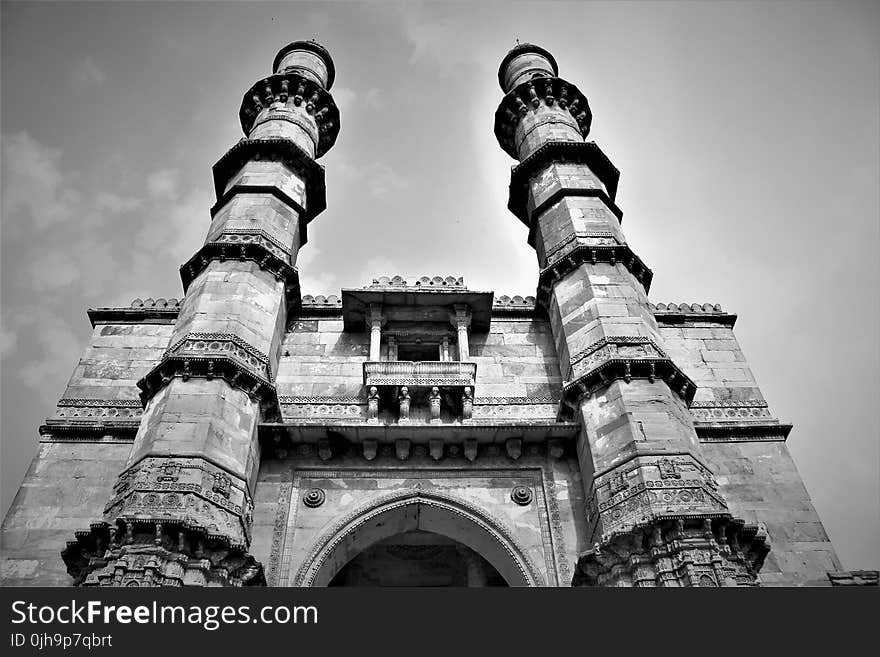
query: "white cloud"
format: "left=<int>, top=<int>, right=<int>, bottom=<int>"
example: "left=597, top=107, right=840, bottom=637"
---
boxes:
left=331, top=87, right=357, bottom=115
left=146, top=168, right=181, bottom=200
left=1, top=132, right=76, bottom=230
left=367, top=162, right=408, bottom=198
left=72, top=56, right=106, bottom=86
left=0, top=327, right=17, bottom=359
left=297, top=245, right=338, bottom=295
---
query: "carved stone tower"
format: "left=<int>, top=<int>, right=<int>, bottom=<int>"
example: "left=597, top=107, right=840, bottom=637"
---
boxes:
left=60, top=41, right=340, bottom=586
left=494, top=44, right=767, bottom=586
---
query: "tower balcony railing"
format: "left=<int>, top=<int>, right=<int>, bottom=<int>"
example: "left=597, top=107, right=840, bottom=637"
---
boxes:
left=363, top=361, right=477, bottom=388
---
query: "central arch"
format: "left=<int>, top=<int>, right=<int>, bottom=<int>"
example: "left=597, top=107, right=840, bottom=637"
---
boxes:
left=293, top=489, right=544, bottom=587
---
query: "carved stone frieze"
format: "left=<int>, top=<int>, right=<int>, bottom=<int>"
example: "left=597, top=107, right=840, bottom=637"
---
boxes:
left=585, top=454, right=727, bottom=543
left=165, top=332, right=272, bottom=381
left=103, top=456, right=253, bottom=545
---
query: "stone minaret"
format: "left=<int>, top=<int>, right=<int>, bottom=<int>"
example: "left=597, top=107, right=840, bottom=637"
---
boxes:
left=62, top=41, right=340, bottom=586
left=494, top=44, right=768, bottom=586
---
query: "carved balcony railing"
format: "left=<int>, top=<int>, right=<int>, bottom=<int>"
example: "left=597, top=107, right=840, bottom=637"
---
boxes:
left=363, top=361, right=477, bottom=388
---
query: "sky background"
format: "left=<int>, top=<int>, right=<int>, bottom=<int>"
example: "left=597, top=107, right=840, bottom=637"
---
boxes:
left=1, top=1, right=878, bottom=571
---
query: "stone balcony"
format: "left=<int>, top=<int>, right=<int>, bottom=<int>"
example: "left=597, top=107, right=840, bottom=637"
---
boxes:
left=363, top=361, right=477, bottom=388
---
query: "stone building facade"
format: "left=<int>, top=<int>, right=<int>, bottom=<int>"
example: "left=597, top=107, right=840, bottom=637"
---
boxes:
left=0, top=41, right=856, bottom=587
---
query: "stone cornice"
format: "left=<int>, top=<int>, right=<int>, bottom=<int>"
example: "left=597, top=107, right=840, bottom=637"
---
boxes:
left=136, top=353, right=281, bottom=421
left=179, top=239, right=301, bottom=312
left=649, top=302, right=737, bottom=327
left=536, top=242, right=654, bottom=310
left=559, top=357, right=696, bottom=420
left=238, top=73, right=339, bottom=156
left=212, top=138, right=326, bottom=226
left=694, top=422, right=793, bottom=443
left=494, top=78, right=592, bottom=159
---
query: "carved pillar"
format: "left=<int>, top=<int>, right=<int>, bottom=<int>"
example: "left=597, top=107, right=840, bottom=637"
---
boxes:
left=451, top=304, right=471, bottom=361
left=62, top=40, right=341, bottom=587
left=494, top=43, right=768, bottom=587
left=368, top=304, right=384, bottom=361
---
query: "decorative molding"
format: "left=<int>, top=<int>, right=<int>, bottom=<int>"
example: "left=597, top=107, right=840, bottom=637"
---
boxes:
left=695, top=422, right=793, bottom=443
left=302, top=488, right=326, bottom=508
left=266, top=481, right=292, bottom=586
left=510, top=485, right=533, bottom=505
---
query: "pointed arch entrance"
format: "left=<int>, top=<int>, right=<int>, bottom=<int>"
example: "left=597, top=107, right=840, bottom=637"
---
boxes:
left=293, top=489, right=544, bottom=587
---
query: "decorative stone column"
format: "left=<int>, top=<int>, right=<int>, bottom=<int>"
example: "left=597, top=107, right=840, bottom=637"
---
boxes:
left=450, top=304, right=471, bottom=361
left=494, top=43, right=768, bottom=587
left=368, top=304, right=384, bottom=361
left=62, top=40, right=341, bottom=587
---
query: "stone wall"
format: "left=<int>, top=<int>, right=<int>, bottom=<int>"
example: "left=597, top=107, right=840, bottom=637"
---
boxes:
left=656, top=310, right=842, bottom=585
left=0, top=302, right=843, bottom=586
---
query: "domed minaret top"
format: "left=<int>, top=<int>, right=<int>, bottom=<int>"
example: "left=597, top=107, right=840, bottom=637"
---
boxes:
left=273, top=39, right=336, bottom=90
left=497, top=42, right=559, bottom=93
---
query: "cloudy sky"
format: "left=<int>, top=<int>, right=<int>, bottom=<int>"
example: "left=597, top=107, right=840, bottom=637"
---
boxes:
left=1, top=1, right=877, bottom=571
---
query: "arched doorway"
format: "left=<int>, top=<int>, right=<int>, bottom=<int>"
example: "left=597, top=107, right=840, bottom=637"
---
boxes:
left=328, top=530, right=508, bottom=586
left=294, top=489, right=543, bottom=587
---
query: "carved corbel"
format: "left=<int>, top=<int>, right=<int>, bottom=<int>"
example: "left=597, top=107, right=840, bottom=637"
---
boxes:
left=462, top=386, right=473, bottom=420
left=398, top=386, right=411, bottom=424
left=367, top=386, right=380, bottom=424
left=429, top=386, right=441, bottom=424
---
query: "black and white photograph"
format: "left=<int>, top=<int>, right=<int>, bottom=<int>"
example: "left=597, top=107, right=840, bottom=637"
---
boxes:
left=0, top=0, right=877, bottom=634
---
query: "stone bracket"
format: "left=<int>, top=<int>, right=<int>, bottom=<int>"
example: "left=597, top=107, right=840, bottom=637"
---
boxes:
left=212, top=137, right=326, bottom=231
left=179, top=239, right=301, bottom=312
left=61, top=519, right=265, bottom=587
left=237, top=72, right=339, bottom=156
left=494, top=77, right=593, bottom=159
left=558, top=357, right=696, bottom=420
left=537, top=242, right=654, bottom=310
left=136, top=354, right=281, bottom=421
left=573, top=516, right=769, bottom=587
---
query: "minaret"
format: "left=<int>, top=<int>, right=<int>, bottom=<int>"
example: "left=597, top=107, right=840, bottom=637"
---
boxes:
left=62, top=41, right=340, bottom=586
left=494, top=44, right=768, bottom=586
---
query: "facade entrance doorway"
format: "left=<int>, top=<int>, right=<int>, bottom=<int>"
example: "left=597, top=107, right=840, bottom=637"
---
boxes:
left=329, top=530, right=508, bottom=586
left=295, top=490, right=541, bottom=587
